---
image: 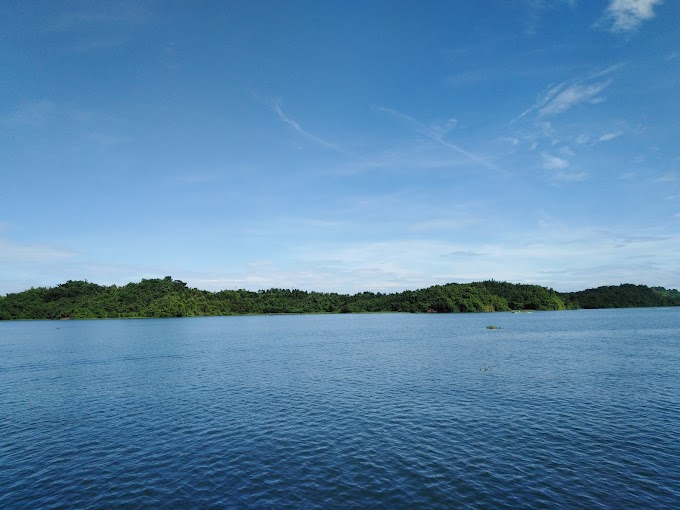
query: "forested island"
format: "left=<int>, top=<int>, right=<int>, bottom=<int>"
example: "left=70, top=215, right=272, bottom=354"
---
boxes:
left=1, top=277, right=679, bottom=320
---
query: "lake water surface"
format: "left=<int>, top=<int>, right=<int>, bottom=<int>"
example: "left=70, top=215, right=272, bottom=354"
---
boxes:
left=1, top=309, right=679, bottom=508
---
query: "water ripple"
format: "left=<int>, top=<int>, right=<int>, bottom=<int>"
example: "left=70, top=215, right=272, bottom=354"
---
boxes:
left=1, top=310, right=679, bottom=508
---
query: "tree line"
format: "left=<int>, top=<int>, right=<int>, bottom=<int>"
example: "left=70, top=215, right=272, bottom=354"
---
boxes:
left=0, top=277, right=678, bottom=320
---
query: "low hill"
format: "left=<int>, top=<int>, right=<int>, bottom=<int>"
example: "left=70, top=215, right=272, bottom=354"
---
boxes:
left=564, top=284, right=680, bottom=309
left=0, top=277, right=677, bottom=320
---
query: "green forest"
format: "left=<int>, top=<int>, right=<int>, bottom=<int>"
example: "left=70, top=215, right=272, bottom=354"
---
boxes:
left=1, top=277, right=679, bottom=320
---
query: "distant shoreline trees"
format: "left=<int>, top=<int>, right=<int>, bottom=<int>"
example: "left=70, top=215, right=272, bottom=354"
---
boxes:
left=0, top=276, right=678, bottom=320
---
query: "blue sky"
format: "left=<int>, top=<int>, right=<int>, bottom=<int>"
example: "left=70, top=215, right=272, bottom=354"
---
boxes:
left=1, top=0, right=679, bottom=294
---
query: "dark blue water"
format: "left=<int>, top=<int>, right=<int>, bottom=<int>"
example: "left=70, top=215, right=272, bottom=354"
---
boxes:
left=1, top=309, right=679, bottom=509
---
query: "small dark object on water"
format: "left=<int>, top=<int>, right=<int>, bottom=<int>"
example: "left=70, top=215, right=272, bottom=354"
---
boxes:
left=486, top=325, right=500, bottom=329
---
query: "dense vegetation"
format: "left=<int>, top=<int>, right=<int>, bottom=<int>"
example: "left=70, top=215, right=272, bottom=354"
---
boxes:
left=0, top=277, right=678, bottom=320
left=563, top=284, right=680, bottom=309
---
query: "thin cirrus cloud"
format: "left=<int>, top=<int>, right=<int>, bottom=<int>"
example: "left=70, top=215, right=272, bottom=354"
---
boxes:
left=272, top=100, right=344, bottom=153
left=519, top=64, right=622, bottom=119
left=604, top=0, right=665, bottom=33
left=378, top=107, right=504, bottom=173
left=539, top=80, right=611, bottom=116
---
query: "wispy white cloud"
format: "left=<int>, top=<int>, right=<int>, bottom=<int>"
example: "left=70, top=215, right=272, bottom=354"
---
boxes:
left=443, top=250, right=486, bottom=257
left=272, top=100, right=344, bottom=153
left=275, top=221, right=680, bottom=292
left=428, top=118, right=459, bottom=138
left=0, top=100, right=56, bottom=128
left=574, top=130, right=623, bottom=145
left=1, top=101, right=135, bottom=158
left=0, top=238, right=76, bottom=263
left=603, top=0, right=665, bottom=33
left=249, top=216, right=346, bottom=233
left=330, top=143, right=476, bottom=176
left=594, top=229, right=670, bottom=247
left=378, top=107, right=504, bottom=173
left=409, top=217, right=476, bottom=232
left=563, top=134, right=578, bottom=147
left=4, top=222, right=676, bottom=295
left=519, top=64, right=622, bottom=118
left=598, top=131, right=623, bottom=142
left=542, top=152, right=569, bottom=170
left=655, top=172, right=677, bottom=183
left=519, top=0, right=577, bottom=36
left=557, top=146, right=575, bottom=157
left=539, top=80, right=612, bottom=116
left=553, top=171, right=588, bottom=182
left=498, top=136, right=520, bottom=146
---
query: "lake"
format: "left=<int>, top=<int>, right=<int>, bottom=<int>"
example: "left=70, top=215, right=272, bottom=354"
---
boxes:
left=1, top=309, right=679, bottom=508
